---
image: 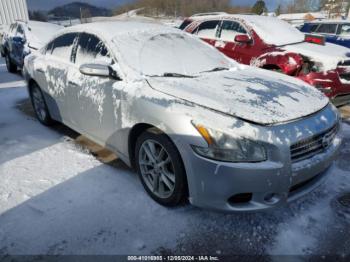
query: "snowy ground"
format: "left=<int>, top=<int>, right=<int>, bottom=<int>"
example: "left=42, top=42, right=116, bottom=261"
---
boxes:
left=0, top=57, right=349, bottom=256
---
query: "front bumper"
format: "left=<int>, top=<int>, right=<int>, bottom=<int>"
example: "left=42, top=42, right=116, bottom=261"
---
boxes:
left=179, top=106, right=341, bottom=212
left=186, top=139, right=340, bottom=212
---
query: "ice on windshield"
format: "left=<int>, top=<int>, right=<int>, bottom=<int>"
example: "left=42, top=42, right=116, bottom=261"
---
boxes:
left=243, top=16, right=305, bottom=46
left=112, top=31, right=235, bottom=77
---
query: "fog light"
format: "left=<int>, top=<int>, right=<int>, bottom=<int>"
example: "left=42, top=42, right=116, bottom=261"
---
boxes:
left=228, top=193, right=253, bottom=204
left=264, top=193, right=280, bottom=204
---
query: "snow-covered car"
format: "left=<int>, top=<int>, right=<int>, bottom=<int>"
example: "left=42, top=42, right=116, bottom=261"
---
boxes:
left=181, top=15, right=350, bottom=107
left=2, top=21, right=63, bottom=73
left=24, top=21, right=342, bottom=212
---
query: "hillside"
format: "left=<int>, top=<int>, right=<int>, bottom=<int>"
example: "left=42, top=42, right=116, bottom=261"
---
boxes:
left=48, top=2, right=112, bottom=18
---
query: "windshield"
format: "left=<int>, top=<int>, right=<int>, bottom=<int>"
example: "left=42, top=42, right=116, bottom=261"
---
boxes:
left=27, top=22, right=63, bottom=45
left=112, top=31, right=235, bottom=77
left=244, top=16, right=305, bottom=46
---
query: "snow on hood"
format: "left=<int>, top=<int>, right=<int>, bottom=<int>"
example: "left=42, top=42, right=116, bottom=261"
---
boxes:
left=282, top=42, right=350, bottom=71
left=147, top=67, right=329, bottom=125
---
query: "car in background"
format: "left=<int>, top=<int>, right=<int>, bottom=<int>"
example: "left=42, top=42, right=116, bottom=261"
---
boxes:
left=300, top=20, right=350, bottom=48
left=2, top=20, right=63, bottom=73
left=24, top=21, right=341, bottom=212
left=181, top=14, right=350, bottom=107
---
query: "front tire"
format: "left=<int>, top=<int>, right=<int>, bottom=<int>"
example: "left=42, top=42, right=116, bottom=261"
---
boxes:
left=5, top=53, right=17, bottom=73
left=135, top=128, right=187, bottom=206
left=29, top=83, right=53, bottom=126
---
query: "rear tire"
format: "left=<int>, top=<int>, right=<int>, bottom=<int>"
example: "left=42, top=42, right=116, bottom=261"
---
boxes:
left=5, top=53, right=17, bottom=73
left=29, top=83, right=54, bottom=126
left=135, top=128, right=187, bottom=206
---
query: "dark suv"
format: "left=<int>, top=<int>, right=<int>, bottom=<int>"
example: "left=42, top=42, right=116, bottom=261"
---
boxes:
left=2, top=21, right=62, bottom=73
left=300, top=21, right=350, bottom=48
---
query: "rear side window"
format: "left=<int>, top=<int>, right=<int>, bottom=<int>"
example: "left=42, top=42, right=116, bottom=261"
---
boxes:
left=339, top=24, right=350, bottom=36
left=309, top=24, right=319, bottom=32
left=179, top=20, right=192, bottom=30
left=45, top=41, right=54, bottom=55
left=219, top=20, right=247, bottom=42
left=316, top=24, right=337, bottom=34
left=74, top=33, right=110, bottom=65
left=50, top=33, right=78, bottom=62
left=195, top=20, right=220, bottom=39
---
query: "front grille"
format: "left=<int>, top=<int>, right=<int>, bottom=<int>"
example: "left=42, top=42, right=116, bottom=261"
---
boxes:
left=290, top=123, right=339, bottom=163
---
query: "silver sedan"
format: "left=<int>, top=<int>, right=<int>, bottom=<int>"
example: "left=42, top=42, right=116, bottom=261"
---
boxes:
left=24, top=21, right=342, bottom=212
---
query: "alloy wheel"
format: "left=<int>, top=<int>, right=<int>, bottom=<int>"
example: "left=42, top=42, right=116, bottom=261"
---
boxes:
left=32, top=88, right=47, bottom=122
left=139, top=140, right=176, bottom=199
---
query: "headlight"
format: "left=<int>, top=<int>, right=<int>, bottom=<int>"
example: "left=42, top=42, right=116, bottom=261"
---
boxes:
left=192, top=123, right=267, bottom=162
left=301, top=60, right=323, bottom=74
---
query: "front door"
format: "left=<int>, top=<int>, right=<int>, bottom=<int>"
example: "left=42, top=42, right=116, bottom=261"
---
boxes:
left=215, top=20, right=254, bottom=65
left=66, top=33, right=116, bottom=144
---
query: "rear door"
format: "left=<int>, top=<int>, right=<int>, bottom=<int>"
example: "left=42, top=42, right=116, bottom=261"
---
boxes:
left=40, top=33, right=78, bottom=123
left=216, top=20, right=253, bottom=64
left=66, top=33, right=116, bottom=144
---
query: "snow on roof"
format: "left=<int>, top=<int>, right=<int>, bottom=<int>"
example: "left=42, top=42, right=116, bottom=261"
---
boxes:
left=18, top=20, right=63, bottom=48
left=191, top=12, right=228, bottom=17
left=187, top=14, right=306, bottom=46
left=62, top=21, right=175, bottom=42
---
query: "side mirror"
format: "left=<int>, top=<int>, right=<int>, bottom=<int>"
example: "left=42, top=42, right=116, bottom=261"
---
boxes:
left=13, top=36, right=25, bottom=44
left=79, top=63, right=122, bottom=80
left=234, top=34, right=251, bottom=44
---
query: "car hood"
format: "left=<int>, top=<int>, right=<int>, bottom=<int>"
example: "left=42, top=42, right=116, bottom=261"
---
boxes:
left=147, top=67, right=329, bottom=125
left=282, top=41, right=350, bottom=71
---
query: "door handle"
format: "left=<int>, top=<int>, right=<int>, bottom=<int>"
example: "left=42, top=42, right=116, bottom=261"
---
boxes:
left=36, top=69, right=44, bottom=73
left=68, top=81, right=79, bottom=87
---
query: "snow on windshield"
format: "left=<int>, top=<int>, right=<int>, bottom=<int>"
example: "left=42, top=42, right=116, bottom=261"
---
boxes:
left=140, top=33, right=233, bottom=76
left=26, top=22, right=63, bottom=48
left=243, top=16, right=305, bottom=46
left=112, top=31, right=236, bottom=77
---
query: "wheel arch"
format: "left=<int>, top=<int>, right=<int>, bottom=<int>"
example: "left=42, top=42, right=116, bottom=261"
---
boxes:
left=128, top=123, right=163, bottom=168
left=262, top=64, right=282, bottom=71
left=129, top=122, right=189, bottom=201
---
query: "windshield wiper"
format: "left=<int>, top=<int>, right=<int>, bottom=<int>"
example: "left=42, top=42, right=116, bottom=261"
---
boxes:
left=200, top=67, right=229, bottom=73
left=162, top=72, right=195, bottom=78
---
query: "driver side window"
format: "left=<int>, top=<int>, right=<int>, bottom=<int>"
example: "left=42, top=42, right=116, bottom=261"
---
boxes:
left=219, top=20, right=247, bottom=42
left=74, top=33, right=111, bottom=66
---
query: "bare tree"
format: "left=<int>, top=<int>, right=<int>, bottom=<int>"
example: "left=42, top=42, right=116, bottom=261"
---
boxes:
left=113, top=0, right=250, bottom=18
left=80, top=8, right=92, bottom=23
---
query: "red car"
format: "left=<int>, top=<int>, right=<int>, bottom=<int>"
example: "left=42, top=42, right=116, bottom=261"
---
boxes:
left=181, top=14, right=350, bottom=107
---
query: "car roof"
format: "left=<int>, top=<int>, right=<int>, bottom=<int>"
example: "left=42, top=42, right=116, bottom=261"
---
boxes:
left=62, top=21, right=177, bottom=41
left=187, top=14, right=280, bottom=24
